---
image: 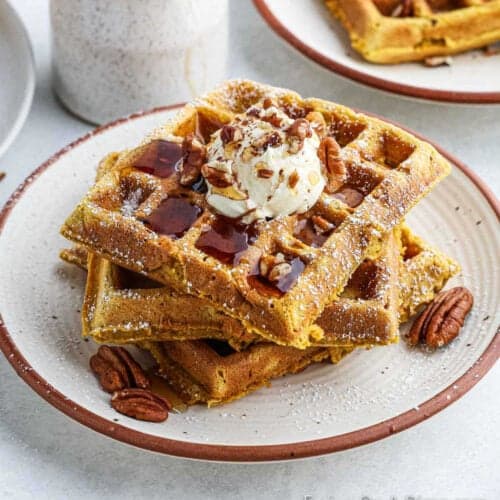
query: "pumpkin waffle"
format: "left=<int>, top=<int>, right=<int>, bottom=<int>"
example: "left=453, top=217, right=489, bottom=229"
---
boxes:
left=325, top=0, right=500, bottom=63
left=61, top=80, right=451, bottom=348
left=141, top=339, right=352, bottom=406
left=61, top=225, right=458, bottom=348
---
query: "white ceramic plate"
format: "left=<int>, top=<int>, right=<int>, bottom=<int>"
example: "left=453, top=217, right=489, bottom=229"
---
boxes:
left=0, top=106, right=498, bottom=462
left=254, top=0, right=500, bottom=104
left=0, top=0, right=35, bottom=158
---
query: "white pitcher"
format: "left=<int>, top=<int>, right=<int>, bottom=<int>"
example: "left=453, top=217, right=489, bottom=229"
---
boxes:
left=51, top=0, right=228, bottom=124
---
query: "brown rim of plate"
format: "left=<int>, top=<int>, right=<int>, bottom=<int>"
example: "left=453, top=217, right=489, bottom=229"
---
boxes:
left=252, top=0, right=500, bottom=105
left=0, top=104, right=499, bottom=462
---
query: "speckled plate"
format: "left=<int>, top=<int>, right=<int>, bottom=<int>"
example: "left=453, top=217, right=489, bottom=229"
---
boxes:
left=253, top=0, right=500, bottom=104
left=0, top=106, right=498, bottom=462
left=0, top=0, right=35, bottom=158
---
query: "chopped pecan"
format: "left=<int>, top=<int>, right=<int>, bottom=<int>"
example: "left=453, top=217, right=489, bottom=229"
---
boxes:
left=288, top=138, right=303, bottom=155
left=111, top=388, right=171, bottom=422
left=262, top=97, right=276, bottom=109
left=90, top=345, right=151, bottom=393
left=201, top=165, right=233, bottom=188
left=288, top=170, right=299, bottom=189
left=287, top=118, right=312, bottom=141
left=247, top=107, right=261, bottom=118
left=261, top=112, right=283, bottom=128
left=407, top=287, right=474, bottom=348
left=220, top=125, right=243, bottom=145
left=258, top=253, right=294, bottom=283
left=424, top=56, right=453, bottom=67
left=318, top=137, right=347, bottom=193
left=259, top=253, right=285, bottom=278
left=268, top=262, right=292, bottom=283
left=180, top=134, right=207, bottom=186
left=311, top=215, right=334, bottom=234
left=305, top=111, right=327, bottom=137
left=257, top=166, right=274, bottom=178
left=255, top=131, right=282, bottom=150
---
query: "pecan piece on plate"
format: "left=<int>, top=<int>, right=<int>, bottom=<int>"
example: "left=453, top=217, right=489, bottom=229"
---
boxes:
left=407, top=287, right=474, bottom=348
left=111, top=388, right=172, bottom=422
left=317, top=136, right=347, bottom=193
left=90, top=345, right=150, bottom=393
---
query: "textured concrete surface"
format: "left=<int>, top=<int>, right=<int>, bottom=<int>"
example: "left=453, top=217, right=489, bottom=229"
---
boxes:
left=0, top=1, right=498, bottom=499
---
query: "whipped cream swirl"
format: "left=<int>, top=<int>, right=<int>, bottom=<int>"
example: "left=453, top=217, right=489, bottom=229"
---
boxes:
left=202, top=104, right=325, bottom=223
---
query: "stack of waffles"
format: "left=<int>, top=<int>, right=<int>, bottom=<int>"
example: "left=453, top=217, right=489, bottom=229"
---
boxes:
left=60, top=80, right=459, bottom=407
left=325, top=0, right=500, bottom=63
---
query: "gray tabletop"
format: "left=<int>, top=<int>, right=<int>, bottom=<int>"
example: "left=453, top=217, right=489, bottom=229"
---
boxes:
left=0, top=2, right=498, bottom=499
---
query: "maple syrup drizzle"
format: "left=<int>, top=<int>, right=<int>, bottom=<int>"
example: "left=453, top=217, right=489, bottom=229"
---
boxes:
left=293, top=218, right=335, bottom=248
left=142, top=197, right=201, bottom=238
left=195, top=216, right=258, bottom=265
left=346, top=260, right=379, bottom=300
left=247, top=256, right=305, bottom=297
left=332, top=185, right=365, bottom=208
left=133, top=140, right=183, bottom=178
left=194, top=112, right=225, bottom=143
left=147, top=370, right=188, bottom=413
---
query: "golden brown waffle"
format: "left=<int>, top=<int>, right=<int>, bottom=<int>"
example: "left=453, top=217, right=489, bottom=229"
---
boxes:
left=61, top=225, right=458, bottom=348
left=141, top=339, right=352, bottom=406
left=398, top=225, right=460, bottom=320
left=325, top=0, right=500, bottom=63
left=61, top=80, right=451, bottom=348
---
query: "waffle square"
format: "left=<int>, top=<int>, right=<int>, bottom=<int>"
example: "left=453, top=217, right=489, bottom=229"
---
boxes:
left=61, top=80, right=451, bottom=347
left=325, top=0, right=500, bottom=63
left=141, top=339, right=352, bottom=406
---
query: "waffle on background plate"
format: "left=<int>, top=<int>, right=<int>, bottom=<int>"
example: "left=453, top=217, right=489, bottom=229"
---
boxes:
left=325, top=0, right=500, bottom=63
left=61, top=80, right=451, bottom=349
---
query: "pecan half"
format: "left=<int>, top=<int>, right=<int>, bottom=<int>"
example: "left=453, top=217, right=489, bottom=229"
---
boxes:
left=407, top=287, right=474, bottom=348
left=180, top=134, right=206, bottom=186
left=111, top=388, right=172, bottom=422
left=90, top=345, right=150, bottom=393
left=317, top=136, right=347, bottom=193
left=201, top=165, right=233, bottom=188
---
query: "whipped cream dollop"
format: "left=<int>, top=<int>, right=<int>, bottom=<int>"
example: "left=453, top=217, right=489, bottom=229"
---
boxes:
left=202, top=104, right=325, bottom=223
